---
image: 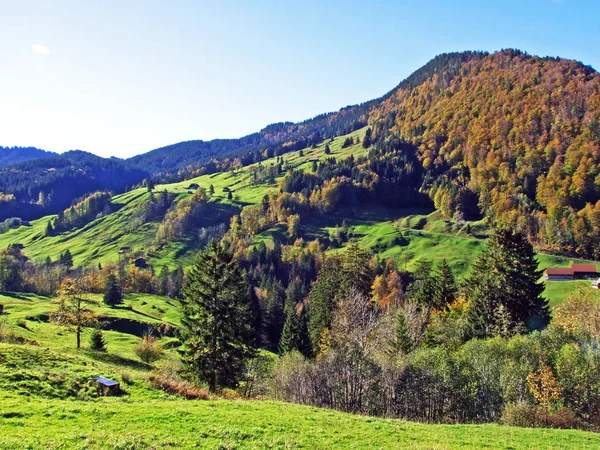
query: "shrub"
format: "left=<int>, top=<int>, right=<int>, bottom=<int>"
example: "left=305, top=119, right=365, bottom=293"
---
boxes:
left=501, top=402, right=538, bottom=427
left=134, top=332, right=163, bottom=364
left=16, top=319, right=28, bottom=329
left=220, top=388, right=241, bottom=400
left=89, top=329, right=107, bottom=352
left=121, top=372, right=134, bottom=385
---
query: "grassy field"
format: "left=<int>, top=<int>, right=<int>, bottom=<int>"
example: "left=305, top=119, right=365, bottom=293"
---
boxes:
left=2, top=388, right=599, bottom=449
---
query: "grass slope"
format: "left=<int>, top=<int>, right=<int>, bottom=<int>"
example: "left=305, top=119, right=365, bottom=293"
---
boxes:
left=0, top=125, right=598, bottom=305
left=2, top=390, right=599, bottom=449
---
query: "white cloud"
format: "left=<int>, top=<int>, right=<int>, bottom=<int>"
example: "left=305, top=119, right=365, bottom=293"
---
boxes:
left=31, top=44, right=50, bottom=56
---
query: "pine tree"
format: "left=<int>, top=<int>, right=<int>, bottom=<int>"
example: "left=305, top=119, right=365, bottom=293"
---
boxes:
left=324, top=143, right=331, bottom=155
left=433, top=259, right=457, bottom=309
left=103, top=273, right=123, bottom=307
left=181, top=240, right=257, bottom=392
left=208, top=184, right=215, bottom=196
left=227, top=190, right=233, bottom=201
left=90, top=328, right=107, bottom=351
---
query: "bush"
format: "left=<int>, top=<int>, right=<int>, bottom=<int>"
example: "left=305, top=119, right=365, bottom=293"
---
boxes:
left=220, top=388, right=241, bottom=400
left=501, top=402, right=538, bottom=427
left=89, top=329, right=107, bottom=352
left=16, top=319, right=28, bottom=329
left=121, top=372, right=134, bottom=385
left=134, top=332, right=163, bottom=364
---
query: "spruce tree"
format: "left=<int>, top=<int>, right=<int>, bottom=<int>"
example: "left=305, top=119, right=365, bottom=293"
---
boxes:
left=307, top=255, right=343, bottom=354
left=433, top=259, right=457, bottom=309
left=90, top=328, right=107, bottom=351
left=411, top=259, right=435, bottom=306
left=341, top=243, right=374, bottom=298
left=181, top=240, right=257, bottom=392
left=388, top=310, right=412, bottom=356
left=45, top=221, right=54, bottom=237
left=103, top=273, right=123, bottom=307
left=363, top=127, right=372, bottom=149
left=208, top=184, right=215, bottom=196
left=60, top=249, right=73, bottom=269
left=465, top=226, right=550, bottom=337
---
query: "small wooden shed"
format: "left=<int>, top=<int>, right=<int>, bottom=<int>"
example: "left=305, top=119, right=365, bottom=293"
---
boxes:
left=92, top=376, right=120, bottom=396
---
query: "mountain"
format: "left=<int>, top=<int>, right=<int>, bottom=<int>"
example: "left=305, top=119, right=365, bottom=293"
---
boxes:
left=0, top=151, right=148, bottom=220
left=1, top=48, right=599, bottom=255
left=128, top=51, right=488, bottom=178
left=0, top=146, right=57, bottom=167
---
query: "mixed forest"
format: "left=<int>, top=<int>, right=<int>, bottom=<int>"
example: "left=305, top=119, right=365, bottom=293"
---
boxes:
left=2, top=49, right=600, bottom=447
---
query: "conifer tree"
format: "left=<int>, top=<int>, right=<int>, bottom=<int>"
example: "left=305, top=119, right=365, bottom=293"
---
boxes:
left=181, top=240, right=257, bottom=392
left=45, top=221, right=54, bottom=237
left=341, top=243, right=374, bottom=298
left=388, top=310, right=412, bottom=356
left=208, top=184, right=215, bottom=196
left=103, top=273, right=123, bottom=307
left=60, top=249, right=73, bottom=269
left=90, top=328, right=107, bottom=351
left=433, top=259, right=457, bottom=309
left=307, top=255, right=343, bottom=354
left=465, top=226, right=550, bottom=337
left=363, top=127, right=372, bottom=149
left=324, top=143, right=331, bottom=154
left=410, top=259, right=435, bottom=306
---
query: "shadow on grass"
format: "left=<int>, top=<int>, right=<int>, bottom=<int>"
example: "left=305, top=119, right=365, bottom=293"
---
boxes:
left=82, top=350, right=151, bottom=371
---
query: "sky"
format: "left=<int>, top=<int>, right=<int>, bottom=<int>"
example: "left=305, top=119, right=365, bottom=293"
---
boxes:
left=0, top=0, right=598, bottom=159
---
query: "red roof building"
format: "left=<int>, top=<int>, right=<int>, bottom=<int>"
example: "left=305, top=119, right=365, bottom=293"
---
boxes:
left=545, top=264, right=598, bottom=280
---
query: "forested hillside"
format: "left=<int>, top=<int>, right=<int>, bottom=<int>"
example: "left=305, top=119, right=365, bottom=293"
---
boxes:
left=0, top=151, right=148, bottom=220
left=1, top=49, right=599, bottom=256
left=370, top=49, right=600, bottom=258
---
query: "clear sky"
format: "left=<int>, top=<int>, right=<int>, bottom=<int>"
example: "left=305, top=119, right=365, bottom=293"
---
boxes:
left=0, top=0, right=598, bottom=159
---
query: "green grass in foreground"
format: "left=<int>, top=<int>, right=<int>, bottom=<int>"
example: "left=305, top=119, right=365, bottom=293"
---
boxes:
left=1, top=392, right=599, bottom=449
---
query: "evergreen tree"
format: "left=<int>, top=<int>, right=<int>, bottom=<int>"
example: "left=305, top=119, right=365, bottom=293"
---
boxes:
left=341, top=243, right=375, bottom=297
left=280, top=280, right=311, bottom=356
left=103, top=273, right=123, bottom=307
left=158, top=266, right=170, bottom=296
left=388, top=310, right=412, bottom=356
left=45, top=221, right=54, bottom=237
left=227, top=190, right=233, bottom=201
left=410, top=259, right=435, bottom=306
left=60, top=249, right=73, bottom=269
left=181, top=240, right=257, bottom=392
left=307, top=256, right=343, bottom=354
left=90, top=328, right=107, bottom=351
left=312, top=160, right=318, bottom=172
left=465, top=226, right=550, bottom=337
left=433, top=259, right=457, bottom=309
left=324, top=143, right=331, bottom=155
left=208, top=184, right=215, bottom=196
left=363, top=127, right=372, bottom=149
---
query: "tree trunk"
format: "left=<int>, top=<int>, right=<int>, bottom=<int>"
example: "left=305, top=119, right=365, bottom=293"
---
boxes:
left=77, top=325, right=81, bottom=349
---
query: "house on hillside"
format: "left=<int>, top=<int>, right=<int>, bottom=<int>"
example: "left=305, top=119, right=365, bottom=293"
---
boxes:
left=118, top=246, right=131, bottom=254
left=545, top=263, right=598, bottom=281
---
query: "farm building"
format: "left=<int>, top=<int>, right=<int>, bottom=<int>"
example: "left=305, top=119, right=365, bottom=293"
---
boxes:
left=92, top=376, right=120, bottom=396
left=545, top=264, right=598, bottom=281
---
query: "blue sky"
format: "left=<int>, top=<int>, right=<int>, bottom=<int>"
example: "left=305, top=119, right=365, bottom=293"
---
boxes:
left=0, top=0, right=598, bottom=158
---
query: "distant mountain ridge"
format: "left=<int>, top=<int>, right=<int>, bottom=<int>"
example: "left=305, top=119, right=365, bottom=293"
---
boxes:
left=0, top=146, right=57, bottom=168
